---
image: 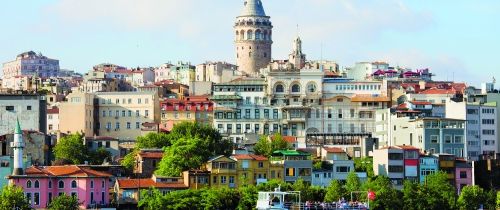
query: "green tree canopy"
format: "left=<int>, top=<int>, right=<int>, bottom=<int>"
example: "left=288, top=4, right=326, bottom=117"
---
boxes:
left=155, top=136, right=207, bottom=176
left=457, top=185, right=488, bottom=210
left=201, top=187, right=240, bottom=210
left=402, top=180, right=427, bottom=210
left=53, top=133, right=88, bottom=164
left=237, top=185, right=258, bottom=210
left=354, top=157, right=374, bottom=178
left=253, top=133, right=290, bottom=157
left=0, top=185, right=31, bottom=210
left=424, top=171, right=457, bottom=210
left=324, top=179, right=345, bottom=202
left=345, top=171, right=361, bottom=197
left=362, top=176, right=403, bottom=209
left=47, top=195, right=80, bottom=210
left=136, top=132, right=172, bottom=149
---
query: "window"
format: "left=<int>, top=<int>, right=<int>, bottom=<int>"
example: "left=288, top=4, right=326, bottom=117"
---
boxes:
left=5, top=106, right=14, bottom=111
left=221, top=176, right=227, bottom=184
left=459, top=171, right=467, bottom=179
left=286, top=168, right=296, bottom=177
left=58, top=180, right=64, bottom=189
left=255, top=124, right=260, bottom=133
left=338, top=109, right=343, bottom=118
left=264, top=109, right=269, bottom=119
left=307, top=83, right=317, bottom=93
left=34, top=192, right=40, bottom=205
left=27, top=106, right=32, bottom=110
left=229, top=176, right=235, bottom=184
left=115, top=122, right=120, bottom=129
left=71, top=192, right=77, bottom=198
left=298, top=168, right=311, bottom=176
left=127, top=122, right=131, bottom=129
left=213, top=176, right=217, bottom=184
left=90, top=180, right=94, bottom=188
left=454, top=135, right=464, bottom=143
left=255, top=109, right=260, bottom=119
left=483, top=130, right=495, bottom=135
left=336, top=166, right=350, bottom=173
left=34, top=180, right=39, bottom=188
left=245, top=109, right=251, bottom=118
left=71, top=180, right=77, bottom=188
left=291, top=84, right=300, bottom=93
left=48, top=181, right=52, bottom=189
left=26, top=193, right=32, bottom=204
left=136, top=110, right=140, bottom=117
left=275, top=84, right=284, bottom=93
left=145, top=110, right=149, bottom=117
left=123, top=190, right=134, bottom=199
left=138, top=98, right=142, bottom=104
left=90, top=192, right=94, bottom=203
left=48, top=192, right=52, bottom=203
left=430, top=135, right=439, bottom=143
left=273, top=109, right=278, bottom=119
left=258, top=162, right=264, bottom=168
left=102, top=180, right=105, bottom=189
left=27, top=180, right=32, bottom=188
left=444, top=135, right=452, bottom=144
left=388, top=166, right=404, bottom=173
left=388, top=153, right=403, bottom=160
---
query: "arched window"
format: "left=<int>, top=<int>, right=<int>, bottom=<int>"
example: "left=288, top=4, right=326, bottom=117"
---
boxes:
left=255, top=30, right=262, bottom=40
left=71, top=180, right=77, bottom=188
left=291, top=84, right=301, bottom=93
left=247, top=30, right=253, bottom=40
left=26, top=180, right=32, bottom=188
left=48, top=180, right=52, bottom=188
left=275, top=84, right=284, bottom=93
left=263, top=31, right=268, bottom=40
left=240, top=30, right=245, bottom=40
left=34, top=180, right=40, bottom=188
left=307, top=83, right=317, bottom=93
left=58, top=180, right=64, bottom=189
left=235, top=31, right=239, bottom=40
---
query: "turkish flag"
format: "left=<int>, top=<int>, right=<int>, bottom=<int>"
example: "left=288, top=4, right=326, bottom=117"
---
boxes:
left=368, top=191, right=376, bottom=200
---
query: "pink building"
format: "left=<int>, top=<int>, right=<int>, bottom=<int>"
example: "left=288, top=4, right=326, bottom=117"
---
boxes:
left=8, top=165, right=112, bottom=209
left=455, top=159, right=473, bottom=194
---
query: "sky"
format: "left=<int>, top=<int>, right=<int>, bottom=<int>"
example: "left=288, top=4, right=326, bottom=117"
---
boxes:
left=1, top=0, right=499, bottom=86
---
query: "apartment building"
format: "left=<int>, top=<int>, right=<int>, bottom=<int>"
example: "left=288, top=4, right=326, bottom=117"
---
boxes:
left=46, top=106, right=59, bottom=134
left=211, top=78, right=283, bottom=144
left=160, top=96, right=213, bottom=132
left=419, top=154, right=438, bottom=183
left=230, top=154, right=281, bottom=185
left=2, top=51, right=60, bottom=79
left=195, top=62, right=241, bottom=84
left=0, top=94, right=47, bottom=135
left=206, top=155, right=237, bottom=188
left=94, top=92, right=160, bottom=140
left=373, top=146, right=405, bottom=188
left=270, top=150, right=312, bottom=184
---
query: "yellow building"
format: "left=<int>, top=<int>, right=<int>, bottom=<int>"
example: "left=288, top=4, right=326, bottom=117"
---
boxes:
left=59, top=91, right=160, bottom=140
left=230, top=154, right=284, bottom=185
left=206, top=155, right=238, bottom=188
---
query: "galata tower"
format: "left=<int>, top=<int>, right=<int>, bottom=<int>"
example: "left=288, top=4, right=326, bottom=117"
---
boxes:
left=234, top=0, right=273, bottom=75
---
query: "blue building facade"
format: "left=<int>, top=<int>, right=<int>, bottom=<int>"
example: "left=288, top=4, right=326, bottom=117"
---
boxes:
left=422, top=118, right=467, bottom=158
left=419, top=155, right=438, bottom=183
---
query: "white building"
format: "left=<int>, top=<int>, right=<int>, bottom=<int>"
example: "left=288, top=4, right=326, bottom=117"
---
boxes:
left=195, top=62, right=241, bottom=84
left=2, top=51, right=60, bottom=79
left=0, top=94, right=47, bottom=135
left=154, top=62, right=195, bottom=86
left=46, top=106, right=59, bottom=134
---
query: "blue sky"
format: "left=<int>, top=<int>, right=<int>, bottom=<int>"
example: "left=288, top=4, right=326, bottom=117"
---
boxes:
left=1, top=0, right=499, bottom=86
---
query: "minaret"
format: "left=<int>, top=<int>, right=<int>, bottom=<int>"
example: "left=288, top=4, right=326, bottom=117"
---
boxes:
left=289, top=36, right=306, bottom=69
left=11, top=119, right=25, bottom=175
left=234, top=0, right=273, bottom=75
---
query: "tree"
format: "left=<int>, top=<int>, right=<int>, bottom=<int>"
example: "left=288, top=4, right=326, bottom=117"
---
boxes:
left=293, top=178, right=314, bottom=202
left=0, top=185, right=31, bottom=210
left=155, top=137, right=207, bottom=176
left=402, top=180, right=426, bottom=210
left=253, top=135, right=271, bottom=157
left=138, top=188, right=168, bottom=210
left=47, top=195, right=80, bottom=210
left=53, top=133, right=88, bottom=164
left=424, top=171, right=457, bottom=210
left=201, top=187, right=240, bottom=210
left=457, top=185, right=488, bottom=210
left=324, top=180, right=345, bottom=202
left=354, top=157, right=374, bottom=178
left=168, top=122, right=232, bottom=157
left=238, top=185, right=258, bottom=210
left=89, top=147, right=112, bottom=165
left=253, top=134, right=290, bottom=157
left=345, top=171, right=361, bottom=198
left=136, top=132, right=171, bottom=149
left=362, top=176, right=403, bottom=210
left=121, top=149, right=138, bottom=170
left=497, top=191, right=500, bottom=209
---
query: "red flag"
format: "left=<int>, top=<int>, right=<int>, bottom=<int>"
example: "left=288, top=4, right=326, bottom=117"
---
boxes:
left=368, top=191, right=376, bottom=200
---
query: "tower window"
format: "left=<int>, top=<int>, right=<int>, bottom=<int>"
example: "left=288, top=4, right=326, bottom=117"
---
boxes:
left=264, top=53, right=267, bottom=58
left=249, top=52, right=252, bottom=57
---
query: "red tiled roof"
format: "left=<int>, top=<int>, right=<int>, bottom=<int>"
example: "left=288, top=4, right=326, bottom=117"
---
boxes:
left=117, top=179, right=188, bottom=189
left=271, top=136, right=297, bottom=143
left=396, top=145, right=419, bottom=150
left=323, top=147, right=344, bottom=153
left=396, top=103, right=408, bottom=109
left=419, top=88, right=457, bottom=95
left=411, top=101, right=432, bottom=105
left=22, top=166, right=111, bottom=178
left=231, top=154, right=268, bottom=161
left=139, top=151, right=164, bottom=159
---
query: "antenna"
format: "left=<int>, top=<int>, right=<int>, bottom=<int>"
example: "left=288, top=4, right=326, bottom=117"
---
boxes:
left=296, top=24, right=299, bottom=37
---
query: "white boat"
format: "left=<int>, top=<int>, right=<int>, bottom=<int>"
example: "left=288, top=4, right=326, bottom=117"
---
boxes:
left=256, top=186, right=301, bottom=210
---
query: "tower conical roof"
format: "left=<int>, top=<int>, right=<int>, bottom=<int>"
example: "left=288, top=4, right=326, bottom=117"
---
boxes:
left=15, top=118, right=21, bottom=134
left=240, top=0, right=266, bottom=17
